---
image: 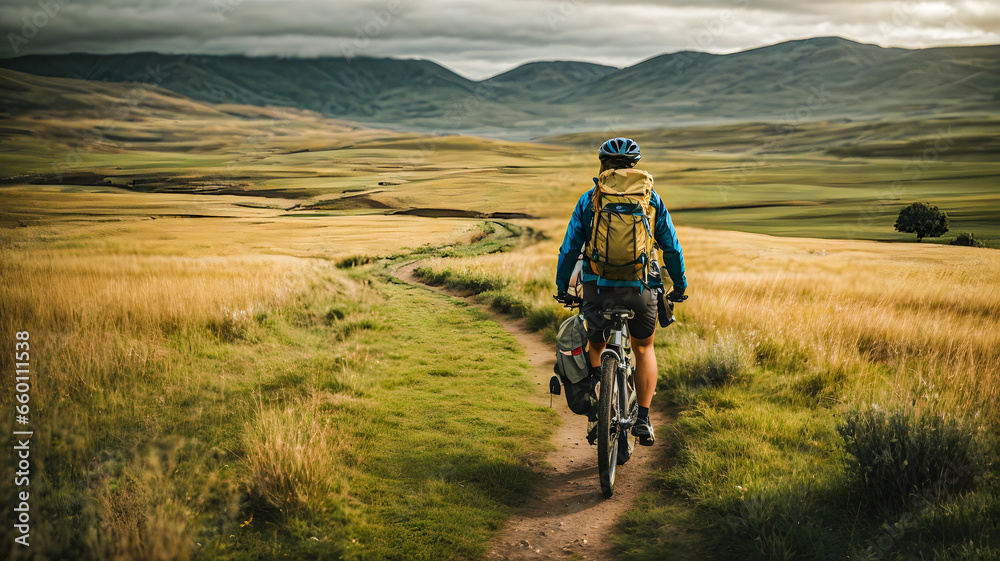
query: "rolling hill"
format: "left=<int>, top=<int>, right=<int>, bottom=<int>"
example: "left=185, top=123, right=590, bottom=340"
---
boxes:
left=0, top=37, right=1000, bottom=136
left=1, top=37, right=998, bottom=136
left=586, top=37, right=1000, bottom=117
left=484, top=60, right=618, bottom=100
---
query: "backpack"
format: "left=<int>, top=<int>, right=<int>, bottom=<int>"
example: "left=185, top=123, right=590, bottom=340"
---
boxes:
left=553, top=313, right=596, bottom=416
left=584, top=168, right=657, bottom=284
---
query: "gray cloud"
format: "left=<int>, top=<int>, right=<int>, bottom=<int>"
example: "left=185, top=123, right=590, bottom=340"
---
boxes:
left=2, top=0, right=997, bottom=79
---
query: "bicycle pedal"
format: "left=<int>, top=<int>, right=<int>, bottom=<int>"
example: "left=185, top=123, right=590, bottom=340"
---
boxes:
left=549, top=376, right=561, bottom=395
left=637, top=435, right=655, bottom=447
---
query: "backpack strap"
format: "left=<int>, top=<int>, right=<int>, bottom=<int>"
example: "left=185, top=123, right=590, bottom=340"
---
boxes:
left=583, top=181, right=602, bottom=267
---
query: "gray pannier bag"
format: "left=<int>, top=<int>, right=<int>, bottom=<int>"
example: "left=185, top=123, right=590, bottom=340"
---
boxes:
left=553, top=313, right=596, bottom=415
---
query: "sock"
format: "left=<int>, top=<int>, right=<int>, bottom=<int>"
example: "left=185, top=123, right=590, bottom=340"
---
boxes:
left=638, top=406, right=649, bottom=420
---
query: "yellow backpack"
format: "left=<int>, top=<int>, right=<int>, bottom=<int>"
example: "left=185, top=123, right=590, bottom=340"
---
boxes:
left=585, top=168, right=656, bottom=283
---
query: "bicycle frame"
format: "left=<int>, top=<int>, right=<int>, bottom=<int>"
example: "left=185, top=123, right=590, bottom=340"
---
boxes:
left=599, top=311, right=637, bottom=435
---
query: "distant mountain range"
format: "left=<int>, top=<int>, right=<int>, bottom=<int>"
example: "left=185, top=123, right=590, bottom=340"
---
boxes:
left=1, top=37, right=998, bottom=135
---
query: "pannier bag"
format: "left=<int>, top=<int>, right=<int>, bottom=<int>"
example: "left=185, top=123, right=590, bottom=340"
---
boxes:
left=553, top=313, right=596, bottom=415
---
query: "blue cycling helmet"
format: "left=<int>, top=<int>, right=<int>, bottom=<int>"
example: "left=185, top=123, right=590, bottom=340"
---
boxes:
left=598, top=137, right=641, bottom=162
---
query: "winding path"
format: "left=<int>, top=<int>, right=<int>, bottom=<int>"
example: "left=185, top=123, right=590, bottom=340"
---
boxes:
left=393, top=261, right=672, bottom=561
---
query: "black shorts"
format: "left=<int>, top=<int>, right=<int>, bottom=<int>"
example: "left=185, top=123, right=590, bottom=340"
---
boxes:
left=581, top=281, right=658, bottom=343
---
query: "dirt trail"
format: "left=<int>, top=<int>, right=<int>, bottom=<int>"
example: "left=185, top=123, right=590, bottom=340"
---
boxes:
left=394, top=261, right=671, bottom=561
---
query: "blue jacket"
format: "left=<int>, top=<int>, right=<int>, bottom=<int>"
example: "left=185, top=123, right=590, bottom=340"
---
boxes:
left=556, top=179, right=687, bottom=294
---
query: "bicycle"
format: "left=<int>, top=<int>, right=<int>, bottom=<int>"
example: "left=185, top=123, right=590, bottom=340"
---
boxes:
left=555, top=289, right=687, bottom=497
left=554, top=294, right=637, bottom=498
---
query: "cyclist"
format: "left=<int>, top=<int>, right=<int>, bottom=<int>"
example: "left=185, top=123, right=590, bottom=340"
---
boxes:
left=555, top=137, right=687, bottom=446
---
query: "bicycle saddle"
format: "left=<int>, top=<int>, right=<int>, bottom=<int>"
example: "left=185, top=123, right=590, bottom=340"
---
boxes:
left=602, top=307, right=634, bottom=320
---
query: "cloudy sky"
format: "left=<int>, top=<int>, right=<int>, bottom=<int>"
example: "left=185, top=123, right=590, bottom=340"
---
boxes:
left=2, top=0, right=998, bottom=79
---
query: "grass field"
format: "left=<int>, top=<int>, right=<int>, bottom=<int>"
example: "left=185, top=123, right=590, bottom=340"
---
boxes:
left=3, top=69, right=1000, bottom=247
left=2, top=69, right=999, bottom=559
left=548, top=117, right=1000, bottom=247
left=414, top=227, right=1000, bottom=560
left=0, top=209, right=553, bottom=560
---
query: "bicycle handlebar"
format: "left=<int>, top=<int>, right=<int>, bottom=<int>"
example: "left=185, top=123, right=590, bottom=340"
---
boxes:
left=553, top=294, right=584, bottom=308
left=556, top=291, right=687, bottom=309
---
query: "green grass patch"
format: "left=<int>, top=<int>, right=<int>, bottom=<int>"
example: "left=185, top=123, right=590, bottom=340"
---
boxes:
left=411, top=265, right=570, bottom=340
left=339, top=280, right=553, bottom=560
left=4, top=266, right=553, bottom=560
left=393, top=222, right=523, bottom=263
left=475, top=289, right=531, bottom=317
left=414, top=266, right=509, bottom=294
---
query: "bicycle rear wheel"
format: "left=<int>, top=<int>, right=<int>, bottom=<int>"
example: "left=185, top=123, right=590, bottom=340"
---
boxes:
left=616, top=365, right=637, bottom=465
left=597, top=353, right=620, bottom=498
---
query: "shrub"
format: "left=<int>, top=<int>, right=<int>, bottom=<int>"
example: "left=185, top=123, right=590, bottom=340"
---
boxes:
left=336, top=255, right=374, bottom=268
left=838, top=406, right=977, bottom=511
left=208, top=306, right=259, bottom=341
left=242, top=405, right=351, bottom=514
left=526, top=304, right=563, bottom=333
left=951, top=232, right=985, bottom=247
left=690, top=332, right=752, bottom=387
left=324, top=307, right=346, bottom=323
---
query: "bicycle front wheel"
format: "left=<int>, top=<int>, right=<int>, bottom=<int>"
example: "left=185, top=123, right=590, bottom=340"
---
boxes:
left=597, top=353, right=620, bottom=498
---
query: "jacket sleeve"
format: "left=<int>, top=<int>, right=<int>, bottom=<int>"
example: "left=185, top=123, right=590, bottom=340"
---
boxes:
left=555, top=190, right=594, bottom=293
left=651, top=191, right=687, bottom=292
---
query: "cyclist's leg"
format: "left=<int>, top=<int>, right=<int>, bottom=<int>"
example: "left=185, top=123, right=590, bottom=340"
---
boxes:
left=587, top=341, right=606, bottom=369
left=631, top=334, right=656, bottom=408
left=631, top=333, right=657, bottom=445
left=624, top=287, right=658, bottom=408
left=581, top=281, right=610, bottom=445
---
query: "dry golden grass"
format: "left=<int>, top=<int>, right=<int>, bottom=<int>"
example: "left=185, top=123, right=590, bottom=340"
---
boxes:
left=682, top=229, right=1000, bottom=416
left=421, top=226, right=1000, bottom=422
left=242, top=397, right=353, bottom=513
left=1, top=185, right=480, bottom=255
left=0, top=189, right=484, bottom=558
left=0, top=248, right=310, bottom=404
left=2, top=249, right=309, bottom=331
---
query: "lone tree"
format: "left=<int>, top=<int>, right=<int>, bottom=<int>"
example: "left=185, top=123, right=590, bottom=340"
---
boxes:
left=894, top=202, right=949, bottom=241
